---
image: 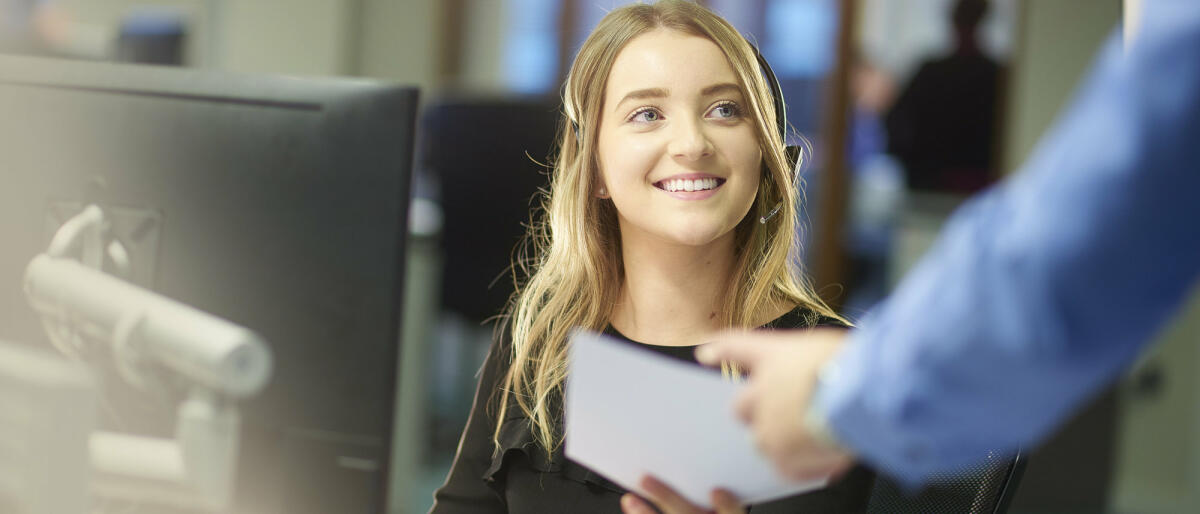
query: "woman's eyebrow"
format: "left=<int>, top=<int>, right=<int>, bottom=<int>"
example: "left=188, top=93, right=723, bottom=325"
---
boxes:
left=614, top=87, right=669, bottom=111
left=700, top=82, right=741, bottom=97
left=611, top=83, right=743, bottom=113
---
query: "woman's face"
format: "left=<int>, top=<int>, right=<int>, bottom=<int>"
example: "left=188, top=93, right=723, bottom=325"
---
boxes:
left=596, top=29, right=762, bottom=248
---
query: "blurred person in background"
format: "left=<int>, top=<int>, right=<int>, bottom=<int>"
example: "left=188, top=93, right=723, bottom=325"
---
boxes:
left=885, top=0, right=1003, bottom=194
left=699, top=0, right=1200, bottom=490
left=431, top=2, right=874, bottom=513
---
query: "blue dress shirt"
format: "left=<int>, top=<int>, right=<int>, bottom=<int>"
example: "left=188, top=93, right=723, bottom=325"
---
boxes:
left=815, top=0, right=1200, bottom=486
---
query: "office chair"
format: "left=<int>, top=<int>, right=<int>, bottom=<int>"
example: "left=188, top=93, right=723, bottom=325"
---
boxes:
left=418, top=97, right=558, bottom=457
left=419, top=97, right=558, bottom=324
left=867, top=451, right=1026, bottom=513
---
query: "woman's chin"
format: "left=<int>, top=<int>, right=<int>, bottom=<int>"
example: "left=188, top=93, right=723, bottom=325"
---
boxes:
left=617, top=213, right=742, bottom=249
left=655, top=225, right=735, bottom=248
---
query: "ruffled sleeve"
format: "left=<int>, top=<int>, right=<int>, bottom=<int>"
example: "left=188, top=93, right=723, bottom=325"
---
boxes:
left=430, top=337, right=510, bottom=513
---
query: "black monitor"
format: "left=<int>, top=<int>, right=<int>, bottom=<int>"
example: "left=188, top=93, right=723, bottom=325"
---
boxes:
left=0, top=55, right=417, bottom=513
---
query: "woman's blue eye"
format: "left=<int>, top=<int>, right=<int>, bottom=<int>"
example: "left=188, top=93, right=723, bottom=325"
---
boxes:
left=709, top=102, right=741, bottom=119
left=631, top=108, right=661, bottom=123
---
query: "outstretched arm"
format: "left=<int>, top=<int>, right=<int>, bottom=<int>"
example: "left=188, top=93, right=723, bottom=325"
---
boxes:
left=703, top=0, right=1200, bottom=487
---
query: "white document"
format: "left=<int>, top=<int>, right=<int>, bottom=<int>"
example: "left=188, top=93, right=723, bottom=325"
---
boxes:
left=565, top=329, right=827, bottom=508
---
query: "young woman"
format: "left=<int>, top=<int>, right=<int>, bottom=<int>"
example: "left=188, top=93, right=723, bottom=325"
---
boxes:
left=432, top=1, right=874, bottom=513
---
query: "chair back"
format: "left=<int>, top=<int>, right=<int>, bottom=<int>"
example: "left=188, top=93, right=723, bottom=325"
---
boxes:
left=867, top=451, right=1026, bottom=513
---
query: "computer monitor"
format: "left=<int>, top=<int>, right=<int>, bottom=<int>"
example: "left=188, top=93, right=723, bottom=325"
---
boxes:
left=0, top=55, right=417, bottom=513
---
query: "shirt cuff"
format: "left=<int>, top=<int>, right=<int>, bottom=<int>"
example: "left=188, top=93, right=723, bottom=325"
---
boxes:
left=811, top=327, right=941, bottom=490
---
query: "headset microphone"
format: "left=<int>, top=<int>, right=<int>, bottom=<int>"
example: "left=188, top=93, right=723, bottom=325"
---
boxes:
left=759, top=202, right=783, bottom=224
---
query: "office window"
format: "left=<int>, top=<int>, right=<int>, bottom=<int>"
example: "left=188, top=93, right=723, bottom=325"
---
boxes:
left=503, top=0, right=562, bottom=94
left=763, top=0, right=837, bottom=78
left=568, top=0, right=643, bottom=57
left=710, top=0, right=839, bottom=140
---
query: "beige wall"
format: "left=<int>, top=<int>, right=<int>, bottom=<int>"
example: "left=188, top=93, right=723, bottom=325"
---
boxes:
left=57, top=0, right=444, bottom=90
left=358, top=0, right=441, bottom=94
left=216, top=0, right=356, bottom=75
left=1112, top=291, right=1200, bottom=513
left=457, top=0, right=508, bottom=93
left=1001, top=0, right=1120, bottom=173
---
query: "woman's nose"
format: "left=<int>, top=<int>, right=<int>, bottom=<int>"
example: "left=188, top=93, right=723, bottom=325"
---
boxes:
left=667, top=118, right=714, bottom=161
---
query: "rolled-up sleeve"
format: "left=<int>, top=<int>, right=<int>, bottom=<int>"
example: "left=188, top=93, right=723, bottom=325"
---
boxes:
left=816, top=0, right=1200, bottom=487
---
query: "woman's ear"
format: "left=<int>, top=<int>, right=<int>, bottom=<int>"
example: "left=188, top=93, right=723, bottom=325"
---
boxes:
left=595, top=170, right=610, bottom=199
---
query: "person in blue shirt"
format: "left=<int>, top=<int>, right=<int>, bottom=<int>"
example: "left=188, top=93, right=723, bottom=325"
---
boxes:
left=697, top=0, right=1200, bottom=488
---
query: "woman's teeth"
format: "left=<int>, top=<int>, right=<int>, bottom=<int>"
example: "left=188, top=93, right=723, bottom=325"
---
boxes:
left=661, top=178, right=719, bottom=192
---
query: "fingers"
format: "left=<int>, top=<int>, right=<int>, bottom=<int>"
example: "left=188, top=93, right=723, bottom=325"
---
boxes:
left=732, top=387, right=755, bottom=424
left=620, top=493, right=658, bottom=514
left=628, top=476, right=746, bottom=514
left=776, top=460, right=833, bottom=483
left=700, top=326, right=847, bottom=368
left=711, top=489, right=744, bottom=514
left=772, top=449, right=856, bottom=483
left=640, top=475, right=703, bottom=514
left=695, top=333, right=772, bottom=368
left=755, top=414, right=829, bottom=482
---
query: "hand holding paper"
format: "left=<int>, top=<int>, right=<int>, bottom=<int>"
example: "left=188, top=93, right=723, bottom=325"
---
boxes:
left=620, top=475, right=743, bottom=514
left=699, top=328, right=856, bottom=482
left=564, top=330, right=828, bottom=509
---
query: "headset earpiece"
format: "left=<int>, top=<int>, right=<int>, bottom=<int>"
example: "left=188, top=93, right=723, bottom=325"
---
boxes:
left=749, top=40, right=789, bottom=223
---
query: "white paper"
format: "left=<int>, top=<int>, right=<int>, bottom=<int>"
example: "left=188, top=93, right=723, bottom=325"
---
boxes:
left=565, top=329, right=827, bottom=508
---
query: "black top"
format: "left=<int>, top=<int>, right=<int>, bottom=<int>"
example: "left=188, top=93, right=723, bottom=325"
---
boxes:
left=430, top=307, right=875, bottom=513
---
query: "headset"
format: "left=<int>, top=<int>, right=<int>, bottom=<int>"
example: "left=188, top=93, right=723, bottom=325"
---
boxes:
left=751, top=42, right=790, bottom=224
left=572, top=37, right=792, bottom=224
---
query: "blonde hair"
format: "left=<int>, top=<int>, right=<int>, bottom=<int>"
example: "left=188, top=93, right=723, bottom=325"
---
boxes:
left=495, top=0, right=839, bottom=455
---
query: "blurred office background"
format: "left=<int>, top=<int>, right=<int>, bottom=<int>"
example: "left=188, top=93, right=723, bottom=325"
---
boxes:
left=2, top=0, right=1196, bottom=513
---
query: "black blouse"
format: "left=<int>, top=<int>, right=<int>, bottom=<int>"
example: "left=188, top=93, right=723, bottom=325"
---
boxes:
left=430, top=307, right=875, bottom=513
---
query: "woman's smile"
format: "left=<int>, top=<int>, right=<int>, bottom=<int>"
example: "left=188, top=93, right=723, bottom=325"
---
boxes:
left=652, top=173, right=727, bottom=200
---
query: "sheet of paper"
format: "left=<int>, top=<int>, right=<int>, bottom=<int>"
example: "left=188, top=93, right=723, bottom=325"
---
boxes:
left=565, top=329, right=827, bottom=508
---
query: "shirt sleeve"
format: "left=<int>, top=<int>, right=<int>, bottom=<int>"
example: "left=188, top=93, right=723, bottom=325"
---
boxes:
left=429, top=338, right=510, bottom=513
left=815, top=0, right=1200, bottom=487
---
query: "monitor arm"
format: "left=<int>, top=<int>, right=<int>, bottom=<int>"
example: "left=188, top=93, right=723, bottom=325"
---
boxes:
left=25, top=204, right=273, bottom=511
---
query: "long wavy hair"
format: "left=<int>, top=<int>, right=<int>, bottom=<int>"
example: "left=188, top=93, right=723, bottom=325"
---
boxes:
left=495, top=0, right=839, bottom=455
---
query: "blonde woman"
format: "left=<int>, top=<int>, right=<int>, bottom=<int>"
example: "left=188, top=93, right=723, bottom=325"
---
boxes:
left=432, top=1, right=873, bottom=513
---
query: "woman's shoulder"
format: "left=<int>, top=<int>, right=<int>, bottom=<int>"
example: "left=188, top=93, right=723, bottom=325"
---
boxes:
left=761, top=305, right=848, bottom=330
